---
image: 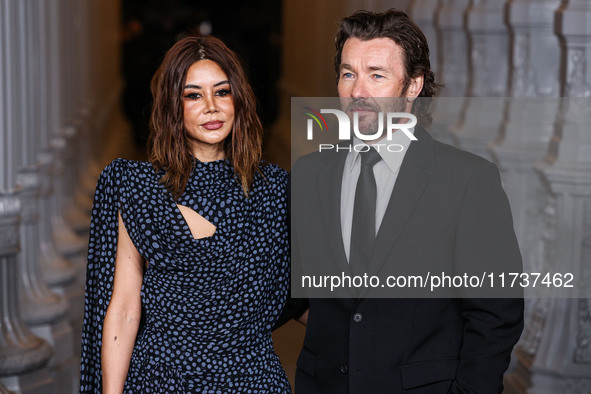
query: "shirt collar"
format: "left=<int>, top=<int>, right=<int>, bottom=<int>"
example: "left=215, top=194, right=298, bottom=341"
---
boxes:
left=346, top=125, right=415, bottom=174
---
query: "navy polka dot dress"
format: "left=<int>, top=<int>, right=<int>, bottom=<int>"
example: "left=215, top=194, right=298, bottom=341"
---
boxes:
left=79, top=158, right=291, bottom=393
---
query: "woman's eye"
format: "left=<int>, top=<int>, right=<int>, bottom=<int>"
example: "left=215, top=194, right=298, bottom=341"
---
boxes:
left=216, top=88, right=231, bottom=97
left=184, top=92, right=201, bottom=100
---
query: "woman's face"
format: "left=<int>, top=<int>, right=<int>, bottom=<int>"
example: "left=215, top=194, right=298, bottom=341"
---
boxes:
left=182, top=59, right=235, bottom=159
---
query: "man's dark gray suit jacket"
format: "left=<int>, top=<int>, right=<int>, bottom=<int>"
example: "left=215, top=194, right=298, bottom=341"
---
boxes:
left=289, top=126, right=524, bottom=393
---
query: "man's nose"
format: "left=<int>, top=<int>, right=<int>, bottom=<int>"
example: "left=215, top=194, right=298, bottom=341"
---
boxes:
left=351, top=78, right=370, bottom=99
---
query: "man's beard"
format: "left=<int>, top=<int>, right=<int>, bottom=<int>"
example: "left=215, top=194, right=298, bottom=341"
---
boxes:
left=345, top=97, right=407, bottom=137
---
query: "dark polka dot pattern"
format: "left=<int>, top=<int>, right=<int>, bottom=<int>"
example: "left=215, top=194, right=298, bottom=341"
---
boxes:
left=79, top=158, right=291, bottom=393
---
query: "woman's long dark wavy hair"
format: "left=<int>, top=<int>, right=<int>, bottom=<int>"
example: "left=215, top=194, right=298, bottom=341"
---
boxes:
left=148, top=35, right=263, bottom=199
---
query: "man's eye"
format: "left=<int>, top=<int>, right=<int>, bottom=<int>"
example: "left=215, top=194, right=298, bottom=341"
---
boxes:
left=216, top=88, right=231, bottom=97
left=184, top=92, right=201, bottom=100
left=342, top=72, right=354, bottom=79
left=372, top=74, right=384, bottom=80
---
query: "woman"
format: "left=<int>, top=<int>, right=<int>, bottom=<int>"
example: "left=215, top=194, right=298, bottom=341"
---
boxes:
left=79, top=36, right=291, bottom=393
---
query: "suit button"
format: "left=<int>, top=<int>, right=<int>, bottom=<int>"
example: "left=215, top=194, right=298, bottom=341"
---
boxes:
left=353, top=313, right=363, bottom=323
left=340, top=364, right=349, bottom=374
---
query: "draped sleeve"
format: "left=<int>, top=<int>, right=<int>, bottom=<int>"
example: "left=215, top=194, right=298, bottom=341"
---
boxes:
left=79, top=158, right=127, bottom=393
left=262, top=164, right=291, bottom=329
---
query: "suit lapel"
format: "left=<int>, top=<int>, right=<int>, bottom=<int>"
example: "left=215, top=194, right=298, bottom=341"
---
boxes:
left=317, top=149, right=350, bottom=274
left=313, top=128, right=434, bottom=305
left=365, top=126, right=435, bottom=278
left=316, top=149, right=359, bottom=306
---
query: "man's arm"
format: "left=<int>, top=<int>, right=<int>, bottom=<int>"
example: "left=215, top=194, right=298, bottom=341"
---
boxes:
left=451, top=162, right=524, bottom=393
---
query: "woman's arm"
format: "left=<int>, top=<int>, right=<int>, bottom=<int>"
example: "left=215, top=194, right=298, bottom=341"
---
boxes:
left=101, top=212, right=144, bottom=394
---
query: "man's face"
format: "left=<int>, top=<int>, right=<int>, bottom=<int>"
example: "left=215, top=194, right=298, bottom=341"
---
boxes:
left=337, top=37, right=422, bottom=138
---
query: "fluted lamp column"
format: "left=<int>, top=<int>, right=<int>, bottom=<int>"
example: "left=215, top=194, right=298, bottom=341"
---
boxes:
left=0, top=0, right=54, bottom=392
left=64, top=0, right=95, bottom=235
left=431, top=0, right=471, bottom=145
left=488, top=1, right=563, bottom=390
left=48, top=0, right=87, bottom=262
left=527, top=0, right=591, bottom=392
left=451, top=0, right=510, bottom=159
left=33, top=0, right=77, bottom=295
left=22, top=0, right=77, bottom=392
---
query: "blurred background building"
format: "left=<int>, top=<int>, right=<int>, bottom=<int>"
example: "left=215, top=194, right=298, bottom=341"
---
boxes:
left=1, top=0, right=590, bottom=392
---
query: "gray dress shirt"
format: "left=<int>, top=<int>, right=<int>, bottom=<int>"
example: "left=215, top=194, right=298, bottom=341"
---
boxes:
left=340, top=128, right=414, bottom=262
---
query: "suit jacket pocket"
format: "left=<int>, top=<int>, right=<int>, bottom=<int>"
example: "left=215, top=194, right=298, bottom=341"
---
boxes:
left=401, top=356, right=459, bottom=389
left=296, top=347, right=318, bottom=377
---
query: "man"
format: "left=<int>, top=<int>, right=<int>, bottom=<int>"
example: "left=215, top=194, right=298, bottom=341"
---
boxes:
left=288, top=9, right=524, bottom=393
